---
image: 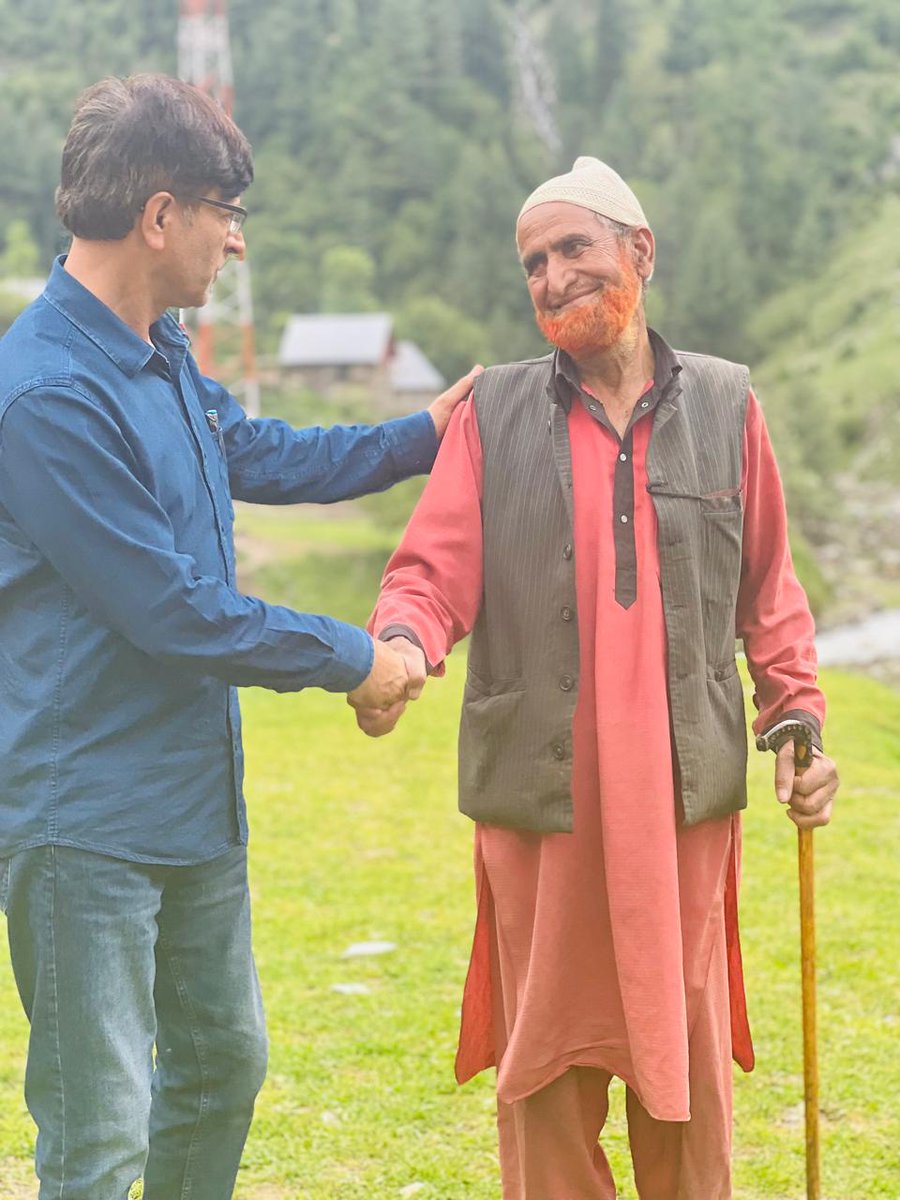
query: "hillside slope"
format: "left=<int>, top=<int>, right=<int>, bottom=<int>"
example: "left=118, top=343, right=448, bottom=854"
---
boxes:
left=749, top=195, right=900, bottom=618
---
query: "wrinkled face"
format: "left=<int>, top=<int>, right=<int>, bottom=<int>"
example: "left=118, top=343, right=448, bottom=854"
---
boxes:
left=516, top=201, right=646, bottom=356
left=170, top=192, right=245, bottom=308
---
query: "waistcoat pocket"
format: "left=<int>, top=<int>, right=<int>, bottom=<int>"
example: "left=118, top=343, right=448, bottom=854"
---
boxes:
left=459, top=686, right=527, bottom=791
left=701, top=495, right=742, bottom=518
left=465, top=668, right=525, bottom=698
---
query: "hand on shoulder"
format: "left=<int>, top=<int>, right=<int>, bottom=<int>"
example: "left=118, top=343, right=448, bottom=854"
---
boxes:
left=428, top=365, right=484, bottom=440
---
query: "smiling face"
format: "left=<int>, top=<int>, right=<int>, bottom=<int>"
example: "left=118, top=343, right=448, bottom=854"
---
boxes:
left=516, top=201, right=651, bottom=357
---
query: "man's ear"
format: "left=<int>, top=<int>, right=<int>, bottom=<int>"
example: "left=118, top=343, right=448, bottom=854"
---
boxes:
left=140, top=192, right=177, bottom=250
left=632, top=227, right=655, bottom=283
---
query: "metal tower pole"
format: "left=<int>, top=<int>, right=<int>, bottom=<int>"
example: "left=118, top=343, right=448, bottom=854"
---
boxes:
left=178, top=0, right=261, bottom=417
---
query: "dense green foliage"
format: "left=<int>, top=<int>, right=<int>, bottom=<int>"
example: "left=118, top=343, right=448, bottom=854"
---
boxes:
left=753, top=196, right=900, bottom=511
left=2, top=0, right=899, bottom=362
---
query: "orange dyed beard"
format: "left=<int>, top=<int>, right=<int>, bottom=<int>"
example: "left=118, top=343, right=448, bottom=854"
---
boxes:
left=535, top=253, right=641, bottom=357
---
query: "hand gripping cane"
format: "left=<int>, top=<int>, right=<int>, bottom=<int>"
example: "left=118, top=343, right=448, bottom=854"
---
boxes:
left=756, top=720, right=820, bottom=1200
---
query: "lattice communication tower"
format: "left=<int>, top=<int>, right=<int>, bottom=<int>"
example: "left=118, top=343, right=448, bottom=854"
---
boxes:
left=178, top=0, right=260, bottom=416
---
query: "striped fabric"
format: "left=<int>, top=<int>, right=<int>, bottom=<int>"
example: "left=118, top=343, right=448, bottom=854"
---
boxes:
left=459, top=346, right=750, bottom=831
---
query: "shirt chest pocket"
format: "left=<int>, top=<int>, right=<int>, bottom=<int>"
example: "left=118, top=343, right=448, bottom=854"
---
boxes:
left=203, top=408, right=235, bottom=522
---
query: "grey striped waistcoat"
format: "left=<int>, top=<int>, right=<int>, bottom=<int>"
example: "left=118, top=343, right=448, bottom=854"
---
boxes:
left=459, top=350, right=750, bottom=830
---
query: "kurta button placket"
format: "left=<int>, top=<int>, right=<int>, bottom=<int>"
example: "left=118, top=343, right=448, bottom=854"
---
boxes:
left=610, top=419, right=638, bottom=608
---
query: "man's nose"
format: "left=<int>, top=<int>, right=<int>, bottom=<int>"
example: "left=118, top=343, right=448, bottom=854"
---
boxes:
left=226, top=230, right=246, bottom=262
left=544, top=254, right=576, bottom=306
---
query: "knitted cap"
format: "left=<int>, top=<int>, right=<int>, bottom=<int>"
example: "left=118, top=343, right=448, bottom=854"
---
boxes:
left=518, top=156, right=648, bottom=228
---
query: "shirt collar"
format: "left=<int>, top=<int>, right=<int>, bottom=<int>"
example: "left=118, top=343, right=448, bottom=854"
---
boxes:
left=550, top=327, right=683, bottom=410
left=42, top=256, right=190, bottom=379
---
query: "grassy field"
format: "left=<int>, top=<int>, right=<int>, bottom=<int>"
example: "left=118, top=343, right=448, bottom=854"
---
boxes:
left=1, top=507, right=898, bottom=1199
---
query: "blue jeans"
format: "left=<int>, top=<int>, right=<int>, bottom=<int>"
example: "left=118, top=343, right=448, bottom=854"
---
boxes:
left=1, top=845, right=268, bottom=1200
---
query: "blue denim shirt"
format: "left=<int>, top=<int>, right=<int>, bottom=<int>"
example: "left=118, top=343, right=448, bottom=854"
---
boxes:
left=0, top=259, right=438, bottom=864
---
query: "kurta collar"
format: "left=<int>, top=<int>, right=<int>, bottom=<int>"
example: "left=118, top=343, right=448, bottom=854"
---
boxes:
left=549, top=327, right=683, bottom=411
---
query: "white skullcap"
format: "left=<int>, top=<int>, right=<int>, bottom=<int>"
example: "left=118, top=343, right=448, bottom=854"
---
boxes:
left=518, top=156, right=648, bottom=229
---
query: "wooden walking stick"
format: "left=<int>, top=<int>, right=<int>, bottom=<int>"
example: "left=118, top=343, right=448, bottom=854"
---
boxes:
left=756, top=720, right=820, bottom=1200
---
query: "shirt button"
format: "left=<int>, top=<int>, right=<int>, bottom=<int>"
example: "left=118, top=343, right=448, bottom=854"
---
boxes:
left=560, top=606, right=573, bottom=621
left=620, top=514, right=629, bottom=524
left=552, top=743, right=566, bottom=760
left=563, top=543, right=573, bottom=560
left=619, top=453, right=628, bottom=462
left=559, top=674, right=574, bottom=691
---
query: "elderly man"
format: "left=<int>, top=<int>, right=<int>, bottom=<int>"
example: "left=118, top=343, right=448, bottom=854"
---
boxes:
left=359, top=158, right=839, bottom=1198
left=0, top=74, right=475, bottom=1200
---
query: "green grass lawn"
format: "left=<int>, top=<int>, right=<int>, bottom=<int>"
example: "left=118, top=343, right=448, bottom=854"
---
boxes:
left=1, top=660, right=897, bottom=1199
left=1, top=499, right=897, bottom=1197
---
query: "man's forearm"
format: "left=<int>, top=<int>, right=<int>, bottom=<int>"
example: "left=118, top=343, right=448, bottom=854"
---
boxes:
left=223, top=406, right=439, bottom=505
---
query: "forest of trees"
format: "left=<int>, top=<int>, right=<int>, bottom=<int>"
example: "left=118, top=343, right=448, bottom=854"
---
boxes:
left=0, top=0, right=898, bottom=562
left=2, top=1, right=899, bottom=360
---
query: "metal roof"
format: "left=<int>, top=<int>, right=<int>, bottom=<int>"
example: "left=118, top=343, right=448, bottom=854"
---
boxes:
left=390, top=340, right=445, bottom=392
left=278, top=312, right=394, bottom=367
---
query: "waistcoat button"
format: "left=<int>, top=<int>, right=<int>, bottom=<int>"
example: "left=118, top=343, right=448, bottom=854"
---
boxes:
left=559, top=674, right=574, bottom=691
left=560, top=606, right=573, bottom=621
left=563, top=543, right=573, bottom=560
left=552, top=742, right=566, bottom=760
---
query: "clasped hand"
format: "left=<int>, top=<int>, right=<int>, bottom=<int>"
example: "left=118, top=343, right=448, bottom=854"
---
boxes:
left=774, top=740, right=839, bottom=829
left=346, top=636, right=427, bottom=737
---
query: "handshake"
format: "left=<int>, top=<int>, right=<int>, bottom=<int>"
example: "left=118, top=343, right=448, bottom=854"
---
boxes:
left=346, top=636, right=428, bottom=737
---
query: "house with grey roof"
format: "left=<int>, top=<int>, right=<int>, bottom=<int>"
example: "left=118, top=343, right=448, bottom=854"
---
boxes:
left=277, top=312, right=445, bottom=411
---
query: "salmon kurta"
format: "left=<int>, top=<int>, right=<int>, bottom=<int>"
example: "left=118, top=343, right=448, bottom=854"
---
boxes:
left=370, top=373, right=824, bottom=1144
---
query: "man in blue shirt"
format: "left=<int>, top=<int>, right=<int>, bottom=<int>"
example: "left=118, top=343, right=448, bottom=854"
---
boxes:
left=0, top=74, right=476, bottom=1200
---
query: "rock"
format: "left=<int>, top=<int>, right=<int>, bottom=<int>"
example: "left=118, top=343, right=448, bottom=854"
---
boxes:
left=342, top=940, right=396, bottom=958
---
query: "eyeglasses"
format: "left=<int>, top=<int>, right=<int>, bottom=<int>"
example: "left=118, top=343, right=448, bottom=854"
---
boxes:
left=185, top=195, right=247, bottom=234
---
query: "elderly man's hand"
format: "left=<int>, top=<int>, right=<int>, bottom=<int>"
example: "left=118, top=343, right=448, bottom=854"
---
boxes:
left=352, top=637, right=428, bottom=738
left=354, top=699, right=407, bottom=738
left=386, top=636, right=427, bottom=698
left=427, top=365, right=484, bottom=440
left=346, top=638, right=409, bottom=712
left=774, top=741, right=839, bottom=829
